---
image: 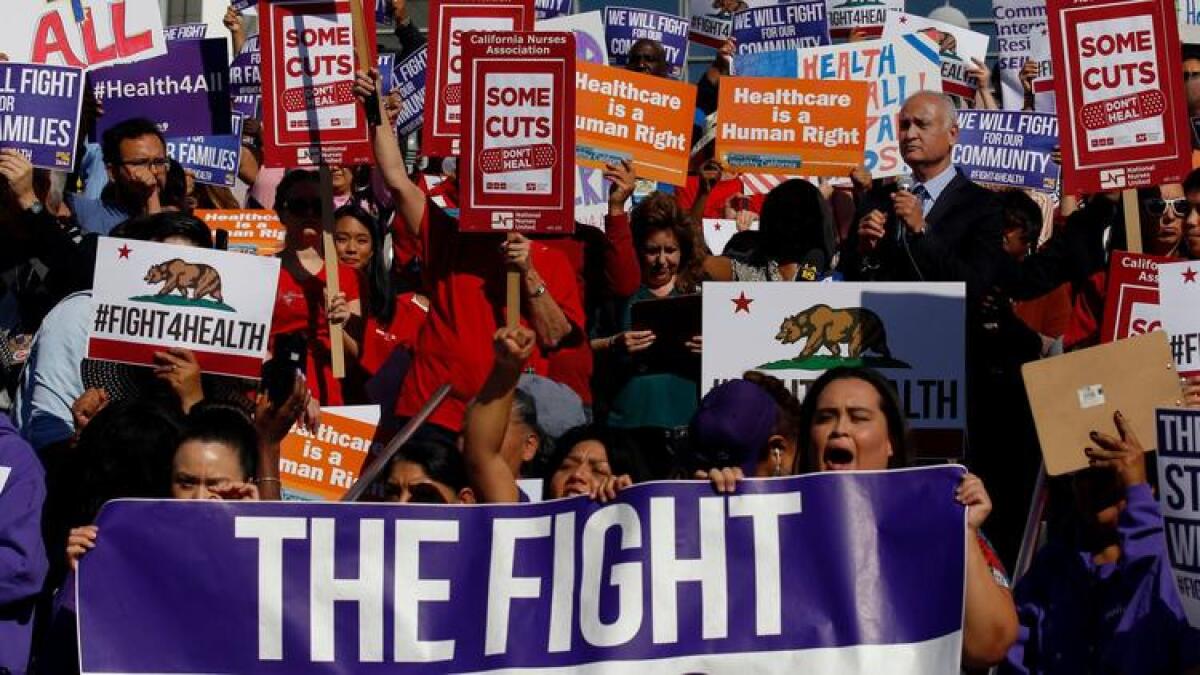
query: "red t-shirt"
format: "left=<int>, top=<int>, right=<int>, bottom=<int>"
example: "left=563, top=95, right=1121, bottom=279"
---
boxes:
left=541, top=213, right=641, bottom=404
left=270, top=257, right=360, bottom=405
left=360, top=292, right=429, bottom=375
left=395, top=202, right=585, bottom=432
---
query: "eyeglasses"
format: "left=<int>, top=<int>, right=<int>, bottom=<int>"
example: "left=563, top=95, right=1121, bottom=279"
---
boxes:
left=118, top=157, right=170, bottom=171
left=282, top=197, right=323, bottom=216
left=1143, top=198, right=1191, bottom=218
left=1185, top=71, right=1200, bottom=82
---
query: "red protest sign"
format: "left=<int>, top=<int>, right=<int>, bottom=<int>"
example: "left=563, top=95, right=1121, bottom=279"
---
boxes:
left=259, top=0, right=377, bottom=167
left=422, top=0, right=534, bottom=157
left=1100, top=250, right=1176, bottom=343
left=1048, top=0, right=1191, bottom=195
left=458, top=32, right=575, bottom=234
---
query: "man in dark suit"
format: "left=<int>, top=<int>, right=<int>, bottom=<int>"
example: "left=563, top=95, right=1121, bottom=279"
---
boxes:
left=841, top=91, right=1005, bottom=291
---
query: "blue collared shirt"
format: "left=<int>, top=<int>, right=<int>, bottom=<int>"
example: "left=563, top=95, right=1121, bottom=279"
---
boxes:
left=912, top=164, right=957, bottom=217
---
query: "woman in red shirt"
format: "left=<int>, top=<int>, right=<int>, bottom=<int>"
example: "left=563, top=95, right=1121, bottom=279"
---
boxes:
left=327, top=203, right=429, bottom=377
left=269, top=170, right=361, bottom=405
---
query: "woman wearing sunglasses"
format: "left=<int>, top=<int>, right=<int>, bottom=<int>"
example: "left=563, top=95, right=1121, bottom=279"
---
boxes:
left=269, top=170, right=364, bottom=406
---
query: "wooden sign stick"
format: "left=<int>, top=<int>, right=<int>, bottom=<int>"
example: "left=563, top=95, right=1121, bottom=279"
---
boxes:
left=318, top=164, right=346, bottom=378
left=1122, top=188, right=1143, bottom=254
left=348, top=0, right=381, bottom=126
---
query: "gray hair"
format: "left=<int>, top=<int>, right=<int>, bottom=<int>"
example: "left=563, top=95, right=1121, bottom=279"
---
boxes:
left=903, top=90, right=958, bottom=128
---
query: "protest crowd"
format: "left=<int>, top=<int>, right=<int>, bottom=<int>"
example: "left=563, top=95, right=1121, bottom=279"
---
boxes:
left=4, top=0, right=1200, bottom=672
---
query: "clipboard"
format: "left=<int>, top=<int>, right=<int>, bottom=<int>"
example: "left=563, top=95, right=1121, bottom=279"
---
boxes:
left=629, top=294, right=701, bottom=376
left=1021, top=331, right=1182, bottom=476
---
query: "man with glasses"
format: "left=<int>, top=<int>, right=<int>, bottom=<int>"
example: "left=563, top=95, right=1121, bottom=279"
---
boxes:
left=64, top=118, right=169, bottom=235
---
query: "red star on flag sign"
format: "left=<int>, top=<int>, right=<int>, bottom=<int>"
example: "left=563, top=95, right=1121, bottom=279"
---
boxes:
left=1184, top=267, right=1198, bottom=284
left=712, top=221, right=722, bottom=231
left=898, top=14, right=908, bottom=23
left=732, top=291, right=753, bottom=314
left=117, top=244, right=132, bottom=259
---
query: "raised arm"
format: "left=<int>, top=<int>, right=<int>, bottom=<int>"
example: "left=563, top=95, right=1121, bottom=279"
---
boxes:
left=354, top=69, right=425, bottom=236
left=463, top=327, right=536, bottom=504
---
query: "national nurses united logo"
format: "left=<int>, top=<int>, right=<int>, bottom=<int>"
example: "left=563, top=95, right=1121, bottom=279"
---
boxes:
left=761, top=303, right=911, bottom=371
left=135, top=255, right=234, bottom=313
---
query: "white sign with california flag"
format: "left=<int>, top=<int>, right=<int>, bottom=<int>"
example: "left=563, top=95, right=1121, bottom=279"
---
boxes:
left=87, top=237, right=281, bottom=379
left=701, top=282, right=966, bottom=429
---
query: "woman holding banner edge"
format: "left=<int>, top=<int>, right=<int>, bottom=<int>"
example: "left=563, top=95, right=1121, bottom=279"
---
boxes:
left=798, top=366, right=1019, bottom=668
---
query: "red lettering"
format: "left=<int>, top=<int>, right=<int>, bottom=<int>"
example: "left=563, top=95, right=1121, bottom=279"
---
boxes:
left=1083, top=62, right=1155, bottom=89
left=1080, top=30, right=1154, bottom=57
left=285, top=54, right=354, bottom=78
left=112, top=1, right=153, bottom=58
left=31, top=11, right=85, bottom=67
left=1132, top=318, right=1161, bottom=334
left=285, top=25, right=352, bottom=48
left=485, top=116, right=551, bottom=137
left=81, top=9, right=119, bottom=65
left=485, top=86, right=552, bottom=107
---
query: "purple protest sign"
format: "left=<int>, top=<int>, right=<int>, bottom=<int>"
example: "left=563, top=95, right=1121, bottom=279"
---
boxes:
left=164, top=23, right=209, bottom=41
left=535, top=0, right=572, bottom=20
left=392, top=46, right=427, bottom=137
left=78, top=467, right=967, bottom=674
left=0, top=62, right=85, bottom=170
left=167, top=116, right=244, bottom=188
left=231, top=0, right=257, bottom=11
left=605, top=7, right=690, bottom=79
left=732, top=1, right=831, bottom=54
left=229, top=35, right=261, bottom=99
left=376, top=0, right=393, bottom=24
left=91, top=37, right=233, bottom=139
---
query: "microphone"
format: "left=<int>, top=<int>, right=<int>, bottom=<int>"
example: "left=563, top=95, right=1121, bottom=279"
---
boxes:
left=894, top=174, right=915, bottom=243
left=794, top=248, right=828, bottom=282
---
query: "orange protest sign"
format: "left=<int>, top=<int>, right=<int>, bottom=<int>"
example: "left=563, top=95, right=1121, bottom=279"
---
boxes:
left=716, top=76, right=869, bottom=176
left=279, top=407, right=381, bottom=501
left=195, top=209, right=287, bottom=256
left=575, top=62, right=696, bottom=185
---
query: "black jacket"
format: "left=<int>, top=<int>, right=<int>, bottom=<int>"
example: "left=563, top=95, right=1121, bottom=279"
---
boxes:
left=840, top=168, right=1006, bottom=294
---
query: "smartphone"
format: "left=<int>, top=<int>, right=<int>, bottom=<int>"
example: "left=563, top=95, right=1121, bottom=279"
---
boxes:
left=262, top=332, right=306, bottom=405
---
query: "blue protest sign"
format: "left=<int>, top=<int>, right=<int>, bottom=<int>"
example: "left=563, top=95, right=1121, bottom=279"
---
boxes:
left=732, top=1, right=830, bottom=54
left=392, top=46, right=427, bottom=137
left=953, top=110, right=1061, bottom=193
left=231, top=0, right=257, bottom=11
left=167, top=116, right=243, bottom=188
left=164, top=23, right=208, bottom=41
left=91, top=37, right=233, bottom=139
left=0, top=62, right=85, bottom=170
left=536, top=0, right=572, bottom=20
left=78, top=467, right=967, bottom=674
left=604, top=7, right=690, bottom=79
left=377, top=53, right=395, bottom=96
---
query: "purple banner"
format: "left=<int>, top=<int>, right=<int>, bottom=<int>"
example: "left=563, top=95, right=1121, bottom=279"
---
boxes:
left=732, top=1, right=830, bottom=54
left=91, top=38, right=233, bottom=139
left=604, top=7, right=690, bottom=79
left=392, top=46, right=427, bottom=137
left=164, top=23, right=209, bottom=41
left=0, top=62, right=85, bottom=170
left=166, top=116, right=244, bottom=188
left=78, top=467, right=967, bottom=673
